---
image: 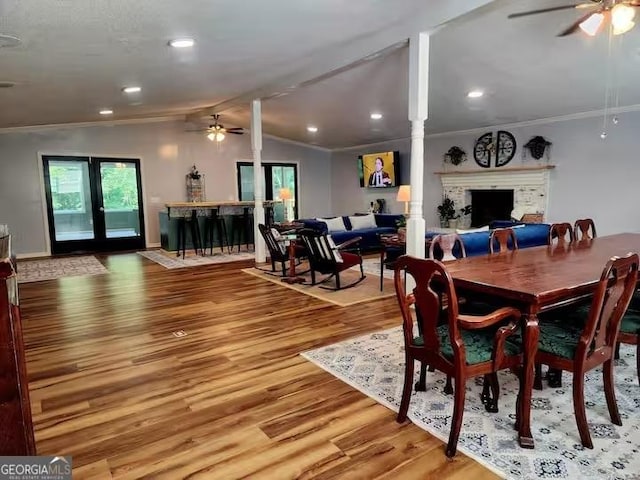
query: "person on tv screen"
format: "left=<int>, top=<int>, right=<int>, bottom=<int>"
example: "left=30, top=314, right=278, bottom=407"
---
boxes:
left=368, top=157, right=392, bottom=187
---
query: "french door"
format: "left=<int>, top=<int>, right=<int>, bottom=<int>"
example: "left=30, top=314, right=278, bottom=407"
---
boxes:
left=42, top=155, right=145, bottom=254
left=237, top=162, right=298, bottom=222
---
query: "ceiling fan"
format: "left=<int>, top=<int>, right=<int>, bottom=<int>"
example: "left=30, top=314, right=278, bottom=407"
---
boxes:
left=508, top=0, right=640, bottom=37
left=201, top=115, right=244, bottom=142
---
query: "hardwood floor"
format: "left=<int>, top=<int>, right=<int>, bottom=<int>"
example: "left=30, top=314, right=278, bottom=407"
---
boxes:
left=19, top=253, right=498, bottom=479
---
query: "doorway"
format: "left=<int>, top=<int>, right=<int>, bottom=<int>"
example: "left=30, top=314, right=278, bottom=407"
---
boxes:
left=42, top=155, right=146, bottom=254
left=236, top=162, right=298, bottom=222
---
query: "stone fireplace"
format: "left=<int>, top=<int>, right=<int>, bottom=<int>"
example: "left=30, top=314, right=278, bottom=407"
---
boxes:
left=438, top=166, right=553, bottom=227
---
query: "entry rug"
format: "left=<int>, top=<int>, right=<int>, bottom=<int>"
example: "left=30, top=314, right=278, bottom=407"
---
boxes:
left=302, top=326, right=640, bottom=480
left=17, top=255, right=108, bottom=283
left=138, top=249, right=255, bottom=269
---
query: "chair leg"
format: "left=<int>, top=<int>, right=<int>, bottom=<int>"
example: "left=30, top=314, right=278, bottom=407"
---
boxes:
left=603, top=359, right=622, bottom=425
left=446, top=374, right=466, bottom=458
left=614, top=341, right=621, bottom=360
left=444, top=375, right=453, bottom=394
left=480, top=374, right=491, bottom=406
left=637, top=342, right=640, bottom=387
left=488, top=372, right=500, bottom=413
left=547, top=368, right=563, bottom=388
left=415, top=362, right=427, bottom=392
left=335, top=271, right=341, bottom=290
left=572, top=371, right=593, bottom=449
left=534, top=363, right=543, bottom=390
left=397, top=357, right=414, bottom=423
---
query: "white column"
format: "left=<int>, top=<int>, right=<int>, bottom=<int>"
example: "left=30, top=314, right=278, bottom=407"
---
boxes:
left=251, top=99, right=266, bottom=263
left=406, top=32, right=429, bottom=259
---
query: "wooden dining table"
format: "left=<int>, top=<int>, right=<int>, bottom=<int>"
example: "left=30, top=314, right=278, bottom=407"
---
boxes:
left=443, top=232, right=640, bottom=449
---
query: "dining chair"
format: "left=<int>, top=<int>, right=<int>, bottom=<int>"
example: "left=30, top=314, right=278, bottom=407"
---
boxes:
left=429, top=233, right=466, bottom=261
left=489, top=227, right=518, bottom=253
left=618, top=294, right=640, bottom=385
left=574, top=218, right=597, bottom=241
left=514, top=253, right=639, bottom=448
left=394, top=255, right=522, bottom=457
left=548, top=222, right=575, bottom=245
left=257, top=223, right=305, bottom=276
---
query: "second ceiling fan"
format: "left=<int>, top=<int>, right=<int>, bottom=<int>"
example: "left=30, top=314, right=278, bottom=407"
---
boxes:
left=205, top=115, right=244, bottom=142
left=508, top=0, right=640, bottom=37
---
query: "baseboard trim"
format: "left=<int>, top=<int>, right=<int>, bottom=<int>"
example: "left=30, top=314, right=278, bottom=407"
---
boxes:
left=146, top=242, right=161, bottom=249
left=16, top=251, right=50, bottom=259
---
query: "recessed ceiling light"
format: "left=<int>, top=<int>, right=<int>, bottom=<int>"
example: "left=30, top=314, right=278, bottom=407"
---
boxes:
left=370, top=113, right=383, bottom=120
left=99, top=109, right=113, bottom=115
left=122, top=86, right=142, bottom=94
left=307, top=126, right=318, bottom=133
left=0, top=81, right=16, bottom=88
left=169, top=38, right=195, bottom=48
left=467, top=90, right=484, bottom=98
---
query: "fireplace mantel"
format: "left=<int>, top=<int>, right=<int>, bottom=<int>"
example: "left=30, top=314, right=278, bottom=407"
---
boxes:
left=438, top=165, right=554, bottom=221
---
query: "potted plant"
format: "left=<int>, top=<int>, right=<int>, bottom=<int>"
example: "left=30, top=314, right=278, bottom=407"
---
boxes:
left=395, top=216, right=407, bottom=241
left=437, top=196, right=457, bottom=228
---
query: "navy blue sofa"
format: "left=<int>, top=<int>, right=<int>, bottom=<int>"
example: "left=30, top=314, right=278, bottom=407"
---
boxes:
left=298, top=214, right=403, bottom=252
left=426, top=221, right=550, bottom=258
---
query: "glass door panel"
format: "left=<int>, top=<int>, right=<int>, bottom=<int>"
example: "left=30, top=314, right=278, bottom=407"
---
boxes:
left=46, top=158, right=95, bottom=242
left=237, top=162, right=298, bottom=223
left=99, top=161, right=142, bottom=239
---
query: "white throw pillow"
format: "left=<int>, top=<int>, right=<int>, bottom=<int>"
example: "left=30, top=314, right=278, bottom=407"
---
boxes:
left=348, top=213, right=377, bottom=230
left=316, top=216, right=346, bottom=232
left=456, top=225, right=490, bottom=234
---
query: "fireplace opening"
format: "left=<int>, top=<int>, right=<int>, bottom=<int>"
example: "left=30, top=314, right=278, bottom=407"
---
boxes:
left=470, top=189, right=514, bottom=227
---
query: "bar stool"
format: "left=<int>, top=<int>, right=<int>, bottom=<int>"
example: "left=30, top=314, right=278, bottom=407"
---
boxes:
left=230, top=207, right=254, bottom=253
left=176, top=209, right=202, bottom=259
left=265, top=205, right=275, bottom=226
left=203, top=208, right=229, bottom=255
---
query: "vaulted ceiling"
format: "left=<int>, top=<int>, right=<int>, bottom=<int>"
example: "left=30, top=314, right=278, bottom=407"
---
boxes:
left=2, top=0, right=639, bottom=149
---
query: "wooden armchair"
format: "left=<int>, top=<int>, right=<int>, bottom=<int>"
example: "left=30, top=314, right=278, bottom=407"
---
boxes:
left=548, top=222, right=574, bottom=245
left=394, top=255, right=521, bottom=457
left=515, top=253, right=639, bottom=448
left=619, top=292, right=640, bottom=385
left=297, top=229, right=365, bottom=290
left=574, top=218, right=597, bottom=241
left=257, top=224, right=306, bottom=276
left=489, top=228, right=518, bottom=253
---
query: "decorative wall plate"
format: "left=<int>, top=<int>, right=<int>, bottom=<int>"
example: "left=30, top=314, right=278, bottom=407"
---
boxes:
left=473, top=132, right=493, bottom=168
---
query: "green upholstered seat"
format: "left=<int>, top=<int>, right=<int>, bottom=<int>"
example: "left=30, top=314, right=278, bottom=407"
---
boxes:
left=413, top=324, right=520, bottom=365
left=621, top=308, right=640, bottom=335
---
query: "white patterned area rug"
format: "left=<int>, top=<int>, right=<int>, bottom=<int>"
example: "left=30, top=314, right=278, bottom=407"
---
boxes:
left=138, top=249, right=255, bottom=269
left=302, top=326, right=640, bottom=480
left=17, top=256, right=109, bottom=283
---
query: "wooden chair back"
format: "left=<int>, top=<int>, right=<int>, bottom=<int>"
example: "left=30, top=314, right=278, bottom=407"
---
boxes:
left=429, top=234, right=466, bottom=261
left=394, top=255, right=463, bottom=360
left=574, top=219, right=597, bottom=241
left=579, top=253, right=639, bottom=362
left=548, top=222, right=574, bottom=245
left=489, top=228, right=518, bottom=254
left=258, top=223, right=287, bottom=262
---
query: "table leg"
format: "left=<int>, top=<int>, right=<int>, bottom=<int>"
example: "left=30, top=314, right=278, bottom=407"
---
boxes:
left=518, top=312, right=539, bottom=448
left=380, top=247, right=385, bottom=292
left=282, top=240, right=304, bottom=285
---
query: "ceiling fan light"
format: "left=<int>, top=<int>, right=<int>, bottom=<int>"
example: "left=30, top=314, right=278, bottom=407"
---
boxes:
left=207, top=132, right=215, bottom=142
left=215, top=132, right=225, bottom=142
left=612, top=3, right=636, bottom=25
left=613, top=19, right=635, bottom=35
left=579, top=12, right=605, bottom=36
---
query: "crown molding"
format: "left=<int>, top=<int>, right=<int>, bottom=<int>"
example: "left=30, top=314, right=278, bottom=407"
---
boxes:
left=0, top=115, right=183, bottom=134
left=331, top=103, right=640, bottom=152
left=261, top=132, right=331, bottom=153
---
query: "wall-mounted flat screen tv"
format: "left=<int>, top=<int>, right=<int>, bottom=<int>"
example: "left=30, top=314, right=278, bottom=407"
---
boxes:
left=358, top=151, right=400, bottom=188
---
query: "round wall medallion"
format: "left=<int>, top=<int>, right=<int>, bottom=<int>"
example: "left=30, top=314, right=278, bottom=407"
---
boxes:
left=0, top=34, right=22, bottom=48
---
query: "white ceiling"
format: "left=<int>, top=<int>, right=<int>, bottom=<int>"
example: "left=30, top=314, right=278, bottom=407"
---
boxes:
left=224, top=0, right=640, bottom=148
left=2, top=0, right=639, bottom=149
left=0, top=0, right=489, bottom=129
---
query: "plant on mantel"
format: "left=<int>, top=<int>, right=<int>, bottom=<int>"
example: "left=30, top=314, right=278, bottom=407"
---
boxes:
left=437, top=196, right=457, bottom=227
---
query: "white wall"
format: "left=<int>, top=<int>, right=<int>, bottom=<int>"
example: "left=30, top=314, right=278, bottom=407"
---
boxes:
left=0, top=119, right=331, bottom=255
left=331, top=110, right=640, bottom=235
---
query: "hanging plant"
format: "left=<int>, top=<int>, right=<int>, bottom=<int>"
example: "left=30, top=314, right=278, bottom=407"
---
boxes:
left=444, top=146, right=467, bottom=166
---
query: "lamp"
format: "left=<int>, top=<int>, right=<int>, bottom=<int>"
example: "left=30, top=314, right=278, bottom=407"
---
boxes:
left=207, top=130, right=225, bottom=142
left=612, top=3, right=636, bottom=35
left=579, top=12, right=605, bottom=36
left=396, top=185, right=410, bottom=215
left=279, top=188, right=293, bottom=222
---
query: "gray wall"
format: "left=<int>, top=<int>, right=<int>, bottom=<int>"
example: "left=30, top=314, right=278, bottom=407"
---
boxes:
left=331, top=110, right=640, bottom=235
left=0, top=119, right=331, bottom=255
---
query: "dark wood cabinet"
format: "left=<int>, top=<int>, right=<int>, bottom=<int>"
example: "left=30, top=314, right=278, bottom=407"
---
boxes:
left=0, top=260, right=36, bottom=455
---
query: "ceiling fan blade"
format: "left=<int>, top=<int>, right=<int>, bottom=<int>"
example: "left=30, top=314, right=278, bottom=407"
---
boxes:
left=508, top=4, right=594, bottom=19
left=557, top=9, right=602, bottom=36
left=226, top=128, right=244, bottom=133
left=228, top=130, right=244, bottom=135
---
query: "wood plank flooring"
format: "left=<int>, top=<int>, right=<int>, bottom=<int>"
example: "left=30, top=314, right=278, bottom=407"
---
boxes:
left=18, top=253, right=499, bottom=479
